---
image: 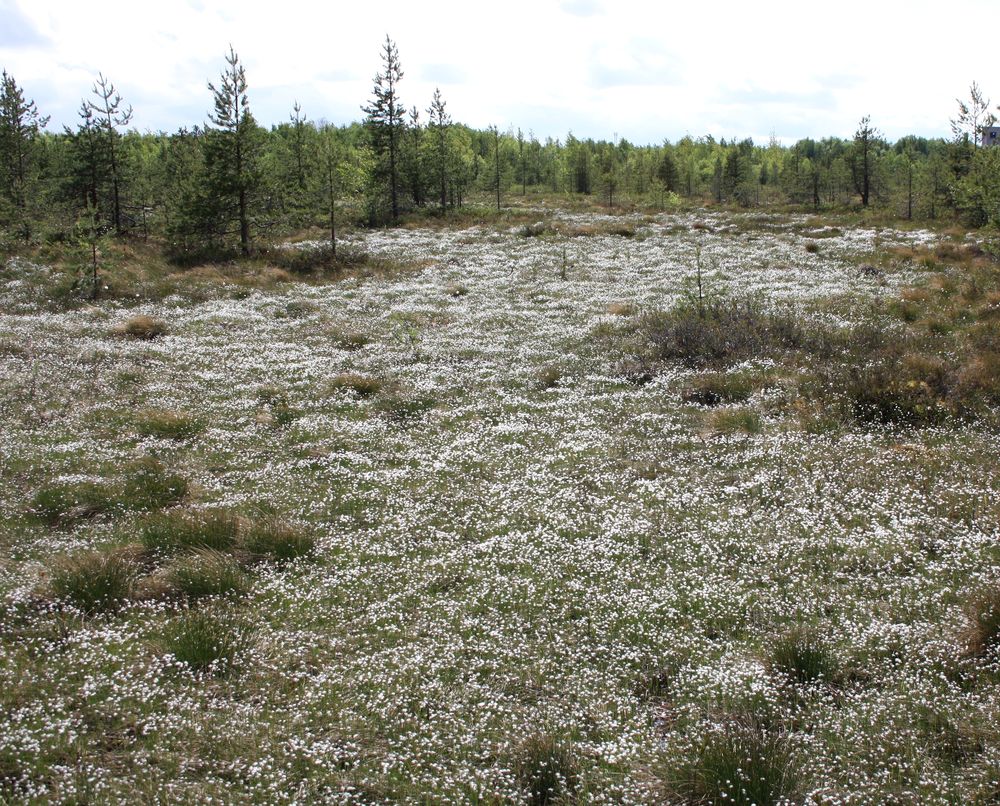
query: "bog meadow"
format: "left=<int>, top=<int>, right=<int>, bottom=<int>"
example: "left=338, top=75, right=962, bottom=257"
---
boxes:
left=2, top=36, right=1000, bottom=805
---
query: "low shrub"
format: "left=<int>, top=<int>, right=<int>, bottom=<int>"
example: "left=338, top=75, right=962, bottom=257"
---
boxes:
left=645, top=298, right=805, bottom=369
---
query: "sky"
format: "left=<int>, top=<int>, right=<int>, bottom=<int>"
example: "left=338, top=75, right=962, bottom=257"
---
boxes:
left=1, top=0, right=997, bottom=146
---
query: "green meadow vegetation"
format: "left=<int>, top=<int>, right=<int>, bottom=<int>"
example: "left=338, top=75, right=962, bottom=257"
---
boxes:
left=3, top=38, right=1000, bottom=806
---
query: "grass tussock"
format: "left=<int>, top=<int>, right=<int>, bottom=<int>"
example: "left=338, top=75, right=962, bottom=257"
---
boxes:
left=681, top=372, right=755, bottom=406
left=134, top=408, right=205, bottom=440
left=663, top=715, right=801, bottom=805
left=31, top=459, right=187, bottom=525
left=329, top=372, right=383, bottom=398
left=768, top=628, right=840, bottom=686
left=140, top=509, right=240, bottom=556
left=31, top=480, right=115, bottom=526
left=509, top=735, right=579, bottom=806
left=119, top=458, right=189, bottom=511
left=240, top=518, right=316, bottom=562
left=708, top=408, right=763, bottom=435
left=964, top=587, right=1000, bottom=658
left=159, top=609, right=252, bottom=676
left=160, top=549, right=250, bottom=599
left=374, top=393, right=437, bottom=420
left=536, top=365, right=563, bottom=390
left=47, top=548, right=137, bottom=613
left=331, top=328, right=370, bottom=350
left=113, top=314, right=168, bottom=340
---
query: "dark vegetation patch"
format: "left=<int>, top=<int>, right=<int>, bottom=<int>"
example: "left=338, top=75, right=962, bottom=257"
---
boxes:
left=615, top=244, right=1000, bottom=428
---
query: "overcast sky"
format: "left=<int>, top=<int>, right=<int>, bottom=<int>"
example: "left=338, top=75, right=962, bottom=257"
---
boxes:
left=1, top=0, right=996, bottom=145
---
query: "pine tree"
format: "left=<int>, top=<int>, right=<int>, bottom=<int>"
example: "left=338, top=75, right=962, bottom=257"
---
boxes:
left=205, top=46, right=261, bottom=255
left=362, top=36, right=405, bottom=222
left=951, top=82, right=996, bottom=147
left=852, top=116, right=880, bottom=208
left=86, top=74, right=132, bottom=234
left=426, top=87, right=451, bottom=211
left=0, top=70, right=49, bottom=242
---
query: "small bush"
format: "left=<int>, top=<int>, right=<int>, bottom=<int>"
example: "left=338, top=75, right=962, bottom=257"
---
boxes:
left=241, top=518, right=315, bottom=562
left=646, top=298, right=805, bottom=369
left=329, top=372, right=382, bottom=398
left=519, top=221, right=555, bottom=238
left=804, top=241, right=820, bottom=254
left=161, top=549, right=250, bottom=599
left=664, top=716, right=800, bottom=805
left=140, top=509, right=240, bottom=556
left=510, top=735, right=579, bottom=806
left=844, top=363, right=950, bottom=426
left=135, top=409, right=205, bottom=440
left=115, top=315, right=167, bottom=340
left=268, top=244, right=337, bottom=275
left=160, top=609, right=252, bottom=675
left=768, top=628, right=839, bottom=685
left=31, top=480, right=115, bottom=526
left=49, top=548, right=136, bottom=613
left=681, top=373, right=754, bottom=406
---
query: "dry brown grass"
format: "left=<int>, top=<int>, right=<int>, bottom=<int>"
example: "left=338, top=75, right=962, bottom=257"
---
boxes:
left=606, top=302, right=635, bottom=316
left=113, top=314, right=168, bottom=340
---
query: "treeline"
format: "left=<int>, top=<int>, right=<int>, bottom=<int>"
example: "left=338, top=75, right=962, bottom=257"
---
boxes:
left=2, top=41, right=1000, bottom=264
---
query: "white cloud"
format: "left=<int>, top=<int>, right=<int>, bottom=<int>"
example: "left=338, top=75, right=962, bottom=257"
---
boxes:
left=0, top=0, right=997, bottom=143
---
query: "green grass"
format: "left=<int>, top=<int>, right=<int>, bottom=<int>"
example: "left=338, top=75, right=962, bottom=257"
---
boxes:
left=768, top=628, right=840, bottom=685
left=140, top=509, right=240, bottom=556
left=160, top=549, right=250, bottom=599
left=159, top=608, right=252, bottom=676
left=31, top=480, right=116, bottom=526
left=241, top=518, right=316, bottom=562
left=681, top=372, right=755, bottom=406
left=510, top=735, right=579, bottom=806
left=664, top=716, right=801, bottom=805
left=134, top=409, right=206, bottom=440
left=48, top=548, right=136, bottom=613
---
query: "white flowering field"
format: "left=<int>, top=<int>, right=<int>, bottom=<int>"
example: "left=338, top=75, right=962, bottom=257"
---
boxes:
left=1, top=210, right=999, bottom=803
